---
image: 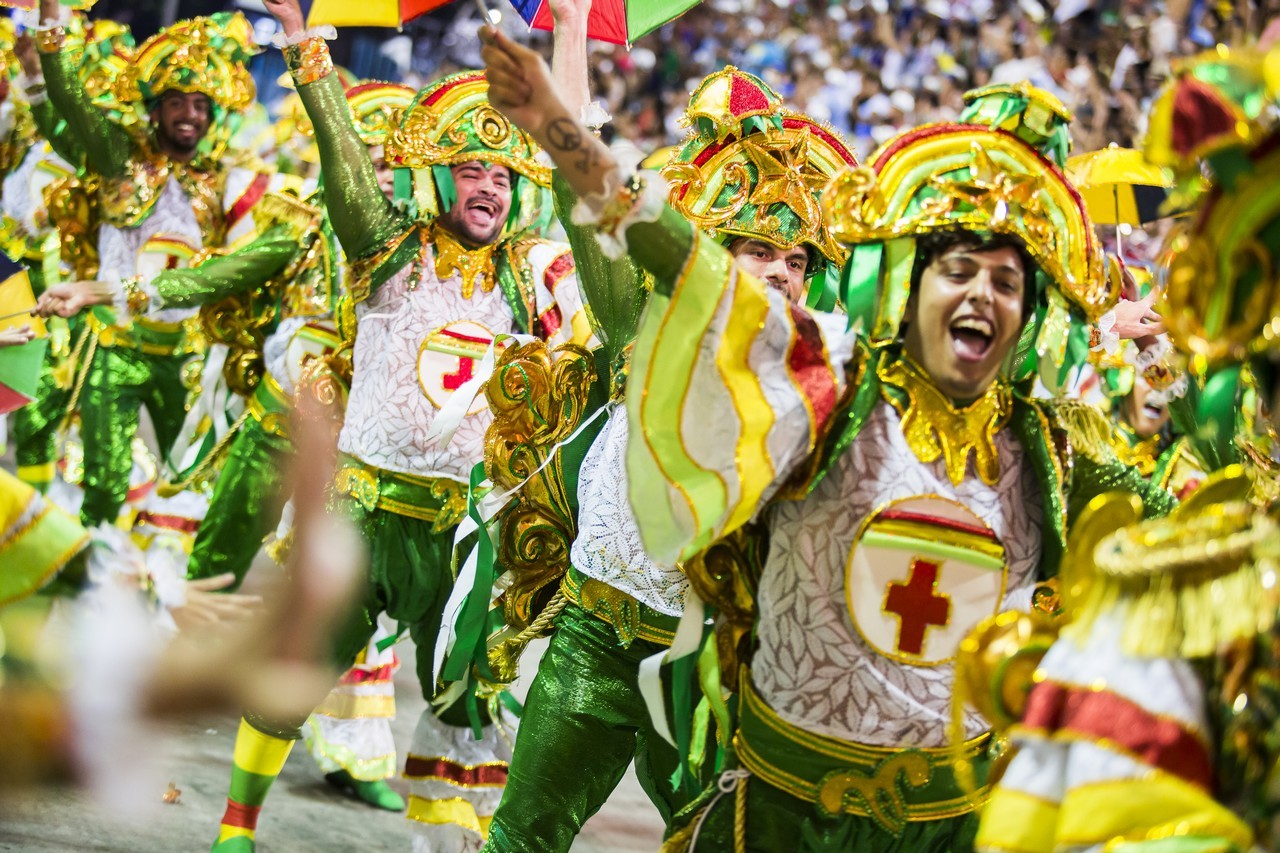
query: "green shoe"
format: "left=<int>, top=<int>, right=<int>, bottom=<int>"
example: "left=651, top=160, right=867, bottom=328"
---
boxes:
left=211, top=837, right=254, bottom=853
left=325, top=770, right=407, bottom=812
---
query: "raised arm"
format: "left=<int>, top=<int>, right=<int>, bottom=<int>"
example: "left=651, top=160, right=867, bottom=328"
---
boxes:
left=265, top=0, right=408, bottom=262
left=35, top=0, right=129, bottom=178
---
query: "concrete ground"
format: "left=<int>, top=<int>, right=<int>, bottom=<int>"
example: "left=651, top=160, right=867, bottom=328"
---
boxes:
left=0, top=640, right=665, bottom=852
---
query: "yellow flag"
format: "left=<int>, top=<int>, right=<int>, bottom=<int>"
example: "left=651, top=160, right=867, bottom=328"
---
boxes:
left=0, top=270, right=47, bottom=338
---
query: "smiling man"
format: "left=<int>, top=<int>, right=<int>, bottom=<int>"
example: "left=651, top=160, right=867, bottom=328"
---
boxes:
left=480, top=30, right=1176, bottom=850
left=34, top=3, right=273, bottom=528
left=220, top=2, right=599, bottom=851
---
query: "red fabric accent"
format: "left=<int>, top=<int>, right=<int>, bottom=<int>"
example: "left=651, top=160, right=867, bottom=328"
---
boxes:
left=537, top=306, right=562, bottom=339
left=543, top=251, right=575, bottom=293
left=729, top=73, right=771, bottom=117
left=221, top=799, right=262, bottom=830
left=441, top=356, right=474, bottom=391
left=226, top=172, right=271, bottom=232
left=884, top=558, right=950, bottom=655
left=338, top=663, right=397, bottom=685
left=782, top=117, right=858, bottom=166
left=403, top=757, right=509, bottom=786
left=0, top=385, right=32, bottom=415
left=438, top=328, right=493, bottom=346
left=134, top=511, right=201, bottom=534
left=1022, top=681, right=1213, bottom=790
left=1175, top=479, right=1203, bottom=501
left=1172, top=79, right=1240, bottom=159
left=787, top=305, right=838, bottom=433
left=877, top=509, right=998, bottom=541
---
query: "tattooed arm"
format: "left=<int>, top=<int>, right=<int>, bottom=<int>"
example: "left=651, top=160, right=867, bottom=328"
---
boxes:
left=480, top=27, right=617, bottom=201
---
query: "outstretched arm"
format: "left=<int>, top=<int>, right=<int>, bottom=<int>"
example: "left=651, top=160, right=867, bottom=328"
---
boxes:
left=35, top=0, right=129, bottom=178
left=265, top=0, right=407, bottom=262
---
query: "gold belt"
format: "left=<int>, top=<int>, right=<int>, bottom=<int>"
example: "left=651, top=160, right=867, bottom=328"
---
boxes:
left=334, top=456, right=468, bottom=528
left=735, top=674, right=993, bottom=831
left=561, top=565, right=678, bottom=647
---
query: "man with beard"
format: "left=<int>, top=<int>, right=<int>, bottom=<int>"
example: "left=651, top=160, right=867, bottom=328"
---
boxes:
left=34, top=1, right=275, bottom=527
left=480, top=29, right=1175, bottom=850
left=213, top=2, right=597, bottom=851
left=38, top=81, right=420, bottom=817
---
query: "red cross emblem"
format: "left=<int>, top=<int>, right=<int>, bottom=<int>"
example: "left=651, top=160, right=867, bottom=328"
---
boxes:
left=418, top=321, right=501, bottom=414
left=884, top=558, right=951, bottom=656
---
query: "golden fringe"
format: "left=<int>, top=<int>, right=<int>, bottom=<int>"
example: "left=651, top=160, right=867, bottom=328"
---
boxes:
left=1050, top=399, right=1120, bottom=465
left=1068, top=500, right=1279, bottom=659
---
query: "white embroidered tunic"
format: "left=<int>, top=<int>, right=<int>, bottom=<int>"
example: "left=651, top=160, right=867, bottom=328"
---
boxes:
left=571, top=408, right=688, bottom=616
left=752, top=400, right=1043, bottom=747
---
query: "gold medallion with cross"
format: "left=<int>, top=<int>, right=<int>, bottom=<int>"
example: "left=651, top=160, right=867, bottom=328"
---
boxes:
left=846, top=495, right=1008, bottom=666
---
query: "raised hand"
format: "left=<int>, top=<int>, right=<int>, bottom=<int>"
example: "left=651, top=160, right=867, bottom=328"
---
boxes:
left=1112, top=290, right=1165, bottom=340
left=480, top=26, right=561, bottom=136
left=263, top=0, right=307, bottom=36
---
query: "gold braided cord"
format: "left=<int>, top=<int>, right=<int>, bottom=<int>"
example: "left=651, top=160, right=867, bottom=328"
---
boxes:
left=59, top=327, right=98, bottom=432
left=734, top=774, right=748, bottom=853
left=156, top=408, right=251, bottom=497
left=485, top=590, right=568, bottom=684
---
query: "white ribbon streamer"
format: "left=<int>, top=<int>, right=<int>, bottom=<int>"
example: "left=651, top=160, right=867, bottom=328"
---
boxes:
left=432, top=400, right=614, bottom=685
left=638, top=585, right=708, bottom=747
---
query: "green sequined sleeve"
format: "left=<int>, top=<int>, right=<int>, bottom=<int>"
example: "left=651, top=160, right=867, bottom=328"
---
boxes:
left=37, top=48, right=129, bottom=178
left=551, top=172, right=647, bottom=366
left=292, top=58, right=408, bottom=263
left=1066, top=453, right=1178, bottom=525
left=150, top=225, right=297, bottom=309
left=624, top=204, right=698, bottom=294
left=29, top=100, right=85, bottom=170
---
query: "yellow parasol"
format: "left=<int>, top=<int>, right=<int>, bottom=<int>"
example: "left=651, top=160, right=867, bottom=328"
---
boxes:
left=1067, top=145, right=1173, bottom=257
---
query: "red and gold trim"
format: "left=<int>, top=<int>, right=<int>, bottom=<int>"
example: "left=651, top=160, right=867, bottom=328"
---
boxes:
left=403, top=756, right=508, bottom=788
left=1020, top=681, right=1212, bottom=789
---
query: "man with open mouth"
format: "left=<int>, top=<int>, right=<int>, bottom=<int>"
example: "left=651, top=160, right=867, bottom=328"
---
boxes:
left=481, top=31, right=1176, bottom=850
left=219, top=1, right=600, bottom=850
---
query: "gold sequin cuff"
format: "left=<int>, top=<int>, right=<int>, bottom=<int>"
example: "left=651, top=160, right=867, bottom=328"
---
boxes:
left=36, top=26, right=65, bottom=53
left=284, top=38, right=334, bottom=87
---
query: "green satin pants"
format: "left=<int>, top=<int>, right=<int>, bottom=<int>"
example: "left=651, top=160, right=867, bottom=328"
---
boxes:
left=186, top=415, right=290, bottom=589
left=483, top=601, right=691, bottom=853
left=78, top=345, right=189, bottom=527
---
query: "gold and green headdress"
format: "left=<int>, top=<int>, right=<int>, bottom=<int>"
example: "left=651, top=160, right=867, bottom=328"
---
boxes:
left=115, top=12, right=257, bottom=117
left=662, top=66, right=859, bottom=309
left=385, top=70, right=551, bottom=233
left=344, top=81, right=415, bottom=147
left=821, top=86, right=1113, bottom=388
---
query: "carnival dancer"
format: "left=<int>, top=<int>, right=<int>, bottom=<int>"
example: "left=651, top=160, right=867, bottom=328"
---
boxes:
left=208, top=2, right=598, bottom=850
left=971, top=40, right=1280, bottom=852
left=39, top=79, right=419, bottom=815
left=480, top=27, right=1175, bottom=850
left=474, top=3, right=858, bottom=847
left=34, top=0, right=273, bottom=527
